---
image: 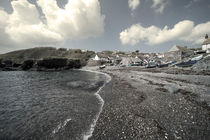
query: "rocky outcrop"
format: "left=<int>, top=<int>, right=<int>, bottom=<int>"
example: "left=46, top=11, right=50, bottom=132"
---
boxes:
left=0, top=47, right=95, bottom=65
left=0, top=57, right=82, bottom=71
left=36, top=58, right=82, bottom=70
left=37, top=58, right=68, bottom=69
left=2, top=60, right=13, bottom=67
left=21, top=60, right=35, bottom=70
left=13, top=63, right=22, bottom=68
left=0, top=59, right=4, bottom=68
left=67, top=59, right=81, bottom=69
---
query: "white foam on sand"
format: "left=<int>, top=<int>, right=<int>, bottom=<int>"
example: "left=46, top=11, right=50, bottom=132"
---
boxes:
left=52, top=118, right=72, bottom=134
left=80, top=69, right=111, bottom=140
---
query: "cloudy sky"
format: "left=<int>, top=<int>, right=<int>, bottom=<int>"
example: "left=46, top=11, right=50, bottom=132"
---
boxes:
left=0, top=0, right=209, bottom=53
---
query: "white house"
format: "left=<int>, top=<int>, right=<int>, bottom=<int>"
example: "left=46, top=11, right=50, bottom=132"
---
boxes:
left=202, top=34, right=210, bottom=53
left=93, top=55, right=100, bottom=61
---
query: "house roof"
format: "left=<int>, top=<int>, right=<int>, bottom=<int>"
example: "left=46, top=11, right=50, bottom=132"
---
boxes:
left=94, top=55, right=100, bottom=60
left=169, top=45, right=192, bottom=52
left=202, top=38, right=210, bottom=45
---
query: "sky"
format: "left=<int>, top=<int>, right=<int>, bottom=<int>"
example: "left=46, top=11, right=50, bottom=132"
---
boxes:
left=0, top=0, right=209, bottom=54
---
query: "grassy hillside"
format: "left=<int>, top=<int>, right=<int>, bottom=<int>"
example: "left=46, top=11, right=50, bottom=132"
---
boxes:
left=0, top=47, right=95, bottom=65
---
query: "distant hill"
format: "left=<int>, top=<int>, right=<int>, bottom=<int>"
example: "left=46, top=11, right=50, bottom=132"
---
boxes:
left=0, top=47, right=95, bottom=65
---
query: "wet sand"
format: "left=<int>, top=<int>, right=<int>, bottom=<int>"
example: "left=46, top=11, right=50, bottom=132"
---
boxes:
left=83, top=66, right=210, bottom=140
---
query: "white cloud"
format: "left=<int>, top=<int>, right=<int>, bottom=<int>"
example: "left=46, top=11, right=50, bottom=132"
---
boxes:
left=151, top=0, right=168, bottom=14
left=120, top=20, right=210, bottom=46
left=0, top=0, right=105, bottom=52
left=37, top=0, right=105, bottom=40
left=128, top=0, right=140, bottom=11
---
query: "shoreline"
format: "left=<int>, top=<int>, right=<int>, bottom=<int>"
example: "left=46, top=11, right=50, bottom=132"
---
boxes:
left=1, top=67, right=210, bottom=139
left=87, top=66, right=210, bottom=140
left=79, top=68, right=112, bottom=140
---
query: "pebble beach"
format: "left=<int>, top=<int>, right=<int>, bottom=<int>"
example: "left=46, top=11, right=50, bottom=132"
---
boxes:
left=83, top=66, right=210, bottom=140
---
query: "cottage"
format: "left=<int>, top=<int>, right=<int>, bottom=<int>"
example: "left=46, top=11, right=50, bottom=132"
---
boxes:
left=161, top=45, right=193, bottom=62
left=169, top=45, right=193, bottom=54
left=93, top=55, right=100, bottom=61
left=202, top=34, right=210, bottom=53
left=119, top=57, right=142, bottom=66
left=134, top=56, right=142, bottom=64
left=169, top=45, right=193, bottom=57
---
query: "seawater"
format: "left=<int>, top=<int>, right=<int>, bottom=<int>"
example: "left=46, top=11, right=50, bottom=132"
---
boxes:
left=0, top=70, right=109, bottom=140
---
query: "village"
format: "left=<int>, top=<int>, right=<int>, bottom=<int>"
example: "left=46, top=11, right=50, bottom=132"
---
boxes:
left=88, top=34, right=210, bottom=71
left=0, top=34, right=210, bottom=72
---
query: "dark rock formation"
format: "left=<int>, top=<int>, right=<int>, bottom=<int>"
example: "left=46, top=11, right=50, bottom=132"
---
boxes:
left=13, top=63, right=22, bottom=68
left=21, top=60, right=35, bottom=70
left=0, top=63, right=5, bottom=68
left=0, top=59, right=4, bottom=68
left=67, top=59, right=81, bottom=69
left=0, top=47, right=96, bottom=70
left=3, top=60, right=13, bottom=67
left=37, top=58, right=68, bottom=69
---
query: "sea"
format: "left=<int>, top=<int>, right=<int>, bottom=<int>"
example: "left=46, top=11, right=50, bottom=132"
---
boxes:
left=0, top=70, right=110, bottom=140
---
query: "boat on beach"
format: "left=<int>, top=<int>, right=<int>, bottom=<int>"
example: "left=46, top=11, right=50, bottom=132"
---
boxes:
left=99, top=65, right=106, bottom=69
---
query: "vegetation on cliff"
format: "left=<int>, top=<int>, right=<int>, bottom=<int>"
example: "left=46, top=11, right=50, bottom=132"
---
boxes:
left=0, top=47, right=95, bottom=70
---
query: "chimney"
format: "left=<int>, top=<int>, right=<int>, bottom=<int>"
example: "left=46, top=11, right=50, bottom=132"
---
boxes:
left=205, top=34, right=208, bottom=39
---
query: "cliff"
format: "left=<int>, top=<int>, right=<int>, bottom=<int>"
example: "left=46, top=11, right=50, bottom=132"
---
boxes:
left=0, top=47, right=95, bottom=70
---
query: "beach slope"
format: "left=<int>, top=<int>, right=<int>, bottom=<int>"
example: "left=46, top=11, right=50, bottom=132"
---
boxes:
left=87, top=67, right=210, bottom=140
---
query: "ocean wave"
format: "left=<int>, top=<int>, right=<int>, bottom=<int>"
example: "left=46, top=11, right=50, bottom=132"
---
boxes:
left=79, top=69, right=112, bottom=140
left=52, top=118, right=72, bottom=134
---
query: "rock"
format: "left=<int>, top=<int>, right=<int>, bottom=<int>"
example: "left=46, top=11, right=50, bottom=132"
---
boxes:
left=0, top=59, right=5, bottom=68
left=37, top=57, right=68, bottom=69
left=2, top=60, right=13, bottom=67
left=164, top=85, right=179, bottom=94
left=67, top=59, right=81, bottom=69
left=13, top=63, right=22, bottom=68
left=21, top=60, right=35, bottom=70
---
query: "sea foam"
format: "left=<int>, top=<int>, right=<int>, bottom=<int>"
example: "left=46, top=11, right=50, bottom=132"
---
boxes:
left=52, top=118, right=72, bottom=134
left=80, top=69, right=111, bottom=140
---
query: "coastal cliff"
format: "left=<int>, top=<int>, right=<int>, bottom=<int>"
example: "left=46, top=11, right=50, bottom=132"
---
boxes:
left=0, top=47, right=95, bottom=71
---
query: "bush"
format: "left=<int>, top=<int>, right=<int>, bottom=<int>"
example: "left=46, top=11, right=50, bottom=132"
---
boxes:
left=58, top=48, right=67, bottom=51
left=69, top=49, right=82, bottom=53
